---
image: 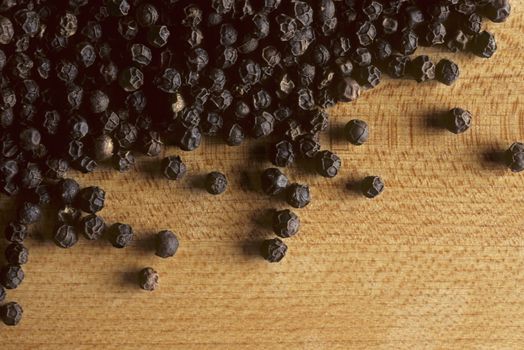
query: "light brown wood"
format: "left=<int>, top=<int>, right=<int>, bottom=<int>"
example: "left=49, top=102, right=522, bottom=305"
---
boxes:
left=1, top=7, right=524, bottom=350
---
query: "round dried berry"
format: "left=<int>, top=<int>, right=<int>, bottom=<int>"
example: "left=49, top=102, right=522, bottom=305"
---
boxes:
left=361, top=176, right=385, bottom=199
left=206, top=172, right=228, bottom=195
left=261, top=238, right=287, bottom=263
left=269, top=140, right=295, bottom=167
left=472, top=31, right=497, bottom=58
left=287, top=183, right=311, bottom=208
left=273, top=209, right=300, bottom=238
left=56, top=178, right=80, bottom=204
left=0, top=302, right=23, bottom=326
left=108, top=223, right=133, bottom=248
left=0, top=264, right=24, bottom=289
left=345, top=119, right=370, bottom=145
left=162, top=156, right=186, bottom=180
left=316, top=151, right=342, bottom=178
left=505, top=142, right=524, bottom=173
left=4, top=222, right=27, bottom=243
left=77, top=186, right=105, bottom=214
left=155, top=230, right=179, bottom=258
left=18, top=202, right=41, bottom=225
left=5, top=243, right=28, bottom=265
left=54, top=224, right=78, bottom=248
left=80, top=215, right=105, bottom=240
left=436, top=59, right=460, bottom=86
left=261, top=168, right=289, bottom=196
left=138, top=267, right=159, bottom=291
left=445, top=108, right=472, bottom=134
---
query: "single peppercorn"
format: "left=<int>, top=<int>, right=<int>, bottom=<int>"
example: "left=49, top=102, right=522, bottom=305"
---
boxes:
left=316, top=151, right=342, bottom=178
left=155, top=230, right=179, bottom=258
left=472, top=31, right=497, bottom=58
left=0, top=264, right=24, bottom=289
left=273, top=209, right=300, bottom=238
left=80, top=214, right=105, bottom=240
left=287, top=183, right=311, bottom=208
left=113, top=150, right=135, bottom=172
left=17, top=202, right=41, bottom=225
left=108, top=223, right=133, bottom=248
left=485, top=0, right=511, bottom=23
left=504, top=142, right=524, bottom=173
left=77, top=186, right=105, bottom=214
left=445, top=108, right=472, bottom=134
left=56, top=178, right=80, bottom=205
left=4, top=222, right=27, bottom=243
left=345, top=119, right=370, bottom=145
left=206, top=172, right=228, bottom=195
left=54, top=224, right=78, bottom=248
left=261, top=168, right=289, bottom=196
left=0, top=302, right=23, bottom=326
left=436, top=59, right=460, bottom=86
left=410, top=55, right=435, bottom=82
left=361, top=176, right=385, bottom=199
left=261, top=238, right=287, bottom=263
left=162, top=156, right=187, bottom=180
left=138, top=267, right=159, bottom=291
left=269, top=140, right=295, bottom=167
left=5, top=243, right=28, bottom=265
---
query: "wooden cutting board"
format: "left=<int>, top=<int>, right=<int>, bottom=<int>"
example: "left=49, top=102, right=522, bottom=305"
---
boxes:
left=1, top=6, right=523, bottom=350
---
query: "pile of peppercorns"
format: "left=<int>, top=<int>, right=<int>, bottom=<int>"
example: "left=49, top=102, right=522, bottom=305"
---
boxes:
left=0, top=0, right=516, bottom=326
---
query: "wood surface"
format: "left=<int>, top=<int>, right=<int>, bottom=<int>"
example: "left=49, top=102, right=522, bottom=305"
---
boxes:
left=1, top=7, right=523, bottom=350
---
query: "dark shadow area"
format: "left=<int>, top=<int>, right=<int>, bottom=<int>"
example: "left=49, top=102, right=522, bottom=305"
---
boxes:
left=134, top=234, right=156, bottom=254
left=424, top=110, right=447, bottom=130
left=480, top=148, right=506, bottom=166
left=189, top=174, right=207, bottom=192
left=238, top=240, right=264, bottom=260
left=120, top=270, right=139, bottom=288
left=248, top=144, right=268, bottom=163
left=239, top=170, right=260, bottom=193
left=346, top=179, right=363, bottom=195
left=252, top=208, right=275, bottom=230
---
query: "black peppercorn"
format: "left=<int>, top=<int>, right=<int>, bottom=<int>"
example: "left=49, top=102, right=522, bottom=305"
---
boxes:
left=53, top=224, right=78, bottom=248
left=17, top=202, right=41, bottom=225
left=472, top=31, right=497, bottom=58
left=505, top=142, right=524, bottom=173
left=4, top=222, right=27, bottom=243
left=0, top=302, right=23, bottom=326
left=316, top=150, right=342, bottom=178
left=445, top=108, right=472, bottom=134
left=269, top=140, right=295, bottom=168
left=56, top=178, right=80, bottom=205
left=0, top=15, right=14, bottom=44
left=336, top=78, right=361, bottom=102
left=30, top=185, right=51, bottom=206
left=361, top=176, right=385, bottom=199
left=358, top=65, right=381, bottom=88
left=206, top=172, right=228, bottom=195
left=136, top=3, right=159, bottom=27
left=0, top=264, right=24, bottom=289
left=118, top=67, right=144, bottom=92
left=345, top=119, right=370, bottom=145
left=138, top=267, right=159, bottom=291
left=78, top=214, right=105, bottom=240
left=409, top=55, right=435, bottom=82
left=77, top=186, right=105, bottom=214
left=287, top=183, right=311, bottom=208
left=436, top=59, right=460, bottom=86
left=296, top=134, right=321, bottom=159
left=57, top=205, right=81, bottom=225
left=148, top=25, right=170, bottom=48
left=261, top=168, right=289, bottom=196
left=5, top=243, right=28, bottom=265
left=75, top=155, right=98, bottom=174
left=273, top=209, right=300, bottom=238
left=261, top=238, right=287, bottom=263
left=162, top=156, right=186, bottom=180
left=45, top=158, right=69, bottom=179
left=155, top=230, right=179, bottom=258
left=113, top=150, right=135, bottom=172
left=485, top=0, right=511, bottom=23
left=108, top=223, right=133, bottom=248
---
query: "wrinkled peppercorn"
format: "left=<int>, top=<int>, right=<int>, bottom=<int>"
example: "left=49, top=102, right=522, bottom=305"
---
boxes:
left=410, top=55, right=435, bottom=82
left=54, top=224, right=78, bottom=248
left=0, top=302, right=23, bottom=326
left=80, top=214, right=105, bottom=240
left=155, top=230, right=179, bottom=258
left=316, top=150, right=342, bottom=178
left=273, top=209, right=300, bottom=238
left=436, top=59, right=460, bottom=86
left=138, top=267, right=159, bottom=291
left=261, top=168, right=289, bottom=196
left=4, top=222, right=27, bottom=243
left=113, top=150, right=135, bottom=172
left=77, top=186, right=105, bottom=214
left=162, top=156, right=187, bottom=180
left=504, top=142, right=524, bottom=173
left=287, top=183, right=311, bottom=208
left=0, top=264, right=24, bottom=289
left=57, top=205, right=81, bottom=225
left=472, top=31, right=497, bottom=58
left=445, top=108, right=472, bottom=134
left=56, top=178, right=80, bottom=204
left=206, top=172, right=228, bottom=195
left=345, top=119, right=370, bottom=145
left=269, top=140, right=295, bottom=167
left=17, top=202, right=41, bottom=225
left=361, top=176, right=385, bottom=199
left=108, top=223, right=133, bottom=248
left=5, top=243, right=28, bottom=265
left=261, top=238, right=287, bottom=263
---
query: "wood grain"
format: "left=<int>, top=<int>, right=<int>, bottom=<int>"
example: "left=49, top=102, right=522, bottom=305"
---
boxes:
left=1, top=7, right=523, bottom=350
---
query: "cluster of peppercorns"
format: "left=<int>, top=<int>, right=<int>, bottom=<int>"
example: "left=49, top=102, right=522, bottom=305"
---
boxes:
left=0, top=0, right=515, bottom=326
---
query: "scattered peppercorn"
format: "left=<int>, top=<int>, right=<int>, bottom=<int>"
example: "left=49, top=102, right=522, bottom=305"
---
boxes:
left=361, top=176, right=385, bottom=199
left=77, top=186, right=105, bottom=214
left=445, top=108, right=472, bottom=134
left=54, top=224, right=79, bottom=249
left=316, top=150, right=342, bottom=178
left=162, top=156, right=187, bottom=180
left=0, top=302, right=23, bottom=326
left=205, top=172, right=228, bottom=195
left=505, top=142, right=524, bottom=173
left=17, top=202, right=41, bottom=225
left=5, top=243, right=29, bottom=265
left=80, top=214, right=106, bottom=240
left=56, top=178, right=80, bottom=204
left=108, top=223, right=133, bottom=248
left=0, top=264, right=24, bottom=289
left=345, top=119, right=370, bottom=146
left=138, top=267, right=159, bottom=291
left=287, top=183, right=311, bottom=209
left=261, top=168, right=289, bottom=196
left=4, top=222, right=28, bottom=243
left=273, top=209, right=300, bottom=238
left=155, top=230, right=179, bottom=258
left=261, top=238, right=288, bottom=263
left=436, top=59, right=460, bottom=86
